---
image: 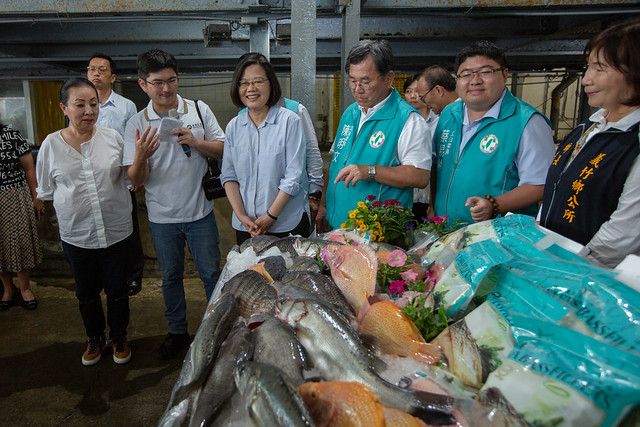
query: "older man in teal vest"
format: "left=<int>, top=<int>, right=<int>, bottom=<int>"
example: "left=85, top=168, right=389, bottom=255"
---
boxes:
left=317, top=39, right=431, bottom=231
left=431, top=41, right=555, bottom=224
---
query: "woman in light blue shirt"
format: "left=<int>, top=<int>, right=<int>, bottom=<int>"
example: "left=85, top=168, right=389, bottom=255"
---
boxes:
left=221, top=53, right=309, bottom=244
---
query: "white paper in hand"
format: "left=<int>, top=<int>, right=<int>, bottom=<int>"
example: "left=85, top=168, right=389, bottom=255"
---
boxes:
left=158, top=117, right=183, bottom=146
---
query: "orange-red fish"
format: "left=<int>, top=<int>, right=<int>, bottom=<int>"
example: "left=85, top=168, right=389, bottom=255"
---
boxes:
left=297, top=381, right=385, bottom=427
left=360, top=300, right=442, bottom=365
left=324, top=244, right=378, bottom=321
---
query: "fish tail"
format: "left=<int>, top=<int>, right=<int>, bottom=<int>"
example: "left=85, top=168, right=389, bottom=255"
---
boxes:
left=412, top=342, right=444, bottom=365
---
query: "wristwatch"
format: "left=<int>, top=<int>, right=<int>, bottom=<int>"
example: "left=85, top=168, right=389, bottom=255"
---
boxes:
left=308, top=191, right=322, bottom=201
left=368, top=165, right=377, bottom=180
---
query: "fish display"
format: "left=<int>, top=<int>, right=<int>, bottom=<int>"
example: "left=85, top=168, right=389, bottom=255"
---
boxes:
left=289, top=257, right=323, bottom=273
left=189, top=319, right=254, bottom=427
left=279, top=271, right=354, bottom=317
left=252, top=317, right=308, bottom=386
left=234, top=361, right=315, bottom=427
left=258, top=236, right=301, bottom=257
left=293, top=237, right=341, bottom=258
left=166, top=293, right=239, bottom=407
left=277, top=299, right=456, bottom=425
left=239, top=234, right=279, bottom=253
left=297, top=381, right=386, bottom=427
left=359, top=300, right=443, bottom=365
left=323, top=244, right=378, bottom=321
left=222, top=270, right=277, bottom=318
left=382, top=406, right=428, bottom=427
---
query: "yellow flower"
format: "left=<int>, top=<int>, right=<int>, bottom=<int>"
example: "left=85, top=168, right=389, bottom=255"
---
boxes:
left=341, top=223, right=346, bottom=228
left=360, top=232, right=365, bottom=237
left=357, top=201, right=366, bottom=209
left=349, top=212, right=356, bottom=219
left=370, top=234, right=377, bottom=241
left=361, top=224, right=368, bottom=230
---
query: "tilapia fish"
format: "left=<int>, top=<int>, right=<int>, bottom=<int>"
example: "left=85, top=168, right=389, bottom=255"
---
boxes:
left=258, top=236, right=300, bottom=257
left=189, top=319, right=254, bottom=427
left=277, top=299, right=456, bottom=425
left=293, top=237, right=341, bottom=258
left=298, top=381, right=385, bottom=427
left=252, top=317, right=308, bottom=386
left=222, top=270, right=277, bottom=318
left=239, top=235, right=279, bottom=253
left=279, top=271, right=354, bottom=317
left=234, top=361, right=315, bottom=427
left=432, top=320, right=483, bottom=389
left=166, top=293, right=239, bottom=409
left=289, top=257, right=323, bottom=274
left=360, top=300, right=443, bottom=365
left=324, top=244, right=378, bottom=321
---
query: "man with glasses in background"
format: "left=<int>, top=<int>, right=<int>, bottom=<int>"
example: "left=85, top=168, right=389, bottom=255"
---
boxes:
left=431, top=40, right=555, bottom=224
left=87, top=53, right=144, bottom=297
left=317, top=39, right=431, bottom=231
left=123, top=49, right=225, bottom=360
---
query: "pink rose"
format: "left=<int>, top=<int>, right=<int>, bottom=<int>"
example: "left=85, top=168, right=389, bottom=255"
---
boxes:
left=387, top=250, right=407, bottom=267
left=389, top=280, right=405, bottom=296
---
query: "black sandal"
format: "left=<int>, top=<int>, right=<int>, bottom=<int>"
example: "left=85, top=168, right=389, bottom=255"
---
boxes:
left=0, top=288, right=20, bottom=311
left=22, top=298, right=38, bottom=310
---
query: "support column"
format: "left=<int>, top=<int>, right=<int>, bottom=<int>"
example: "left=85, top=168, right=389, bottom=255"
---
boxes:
left=291, top=0, right=317, bottom=122
left=340, top=0, right=360, bottom=114
left=249, top=20, right=270, bottom=60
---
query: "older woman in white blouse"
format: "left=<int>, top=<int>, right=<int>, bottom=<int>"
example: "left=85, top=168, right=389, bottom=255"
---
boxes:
left=36, top=77, right=134, bottom=366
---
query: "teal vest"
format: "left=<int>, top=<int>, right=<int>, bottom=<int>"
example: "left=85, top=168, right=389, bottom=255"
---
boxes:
left=326, top=88, right=415, bottom=229
left=433, top=90, right=548, bottom=224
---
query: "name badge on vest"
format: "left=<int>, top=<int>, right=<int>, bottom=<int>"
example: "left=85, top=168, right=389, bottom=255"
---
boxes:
left=480, top=134, right=499, bottom=154
left=369, top=131, right=385, bottom=149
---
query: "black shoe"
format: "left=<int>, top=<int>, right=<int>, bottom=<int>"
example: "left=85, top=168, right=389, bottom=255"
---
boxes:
left=0, top=287, right=20, bottom=311
left=127, top=280, right=142, bottom=296
left=158, top=333, right=190, bottom=360
left=22, top=298, right=38, bottom=310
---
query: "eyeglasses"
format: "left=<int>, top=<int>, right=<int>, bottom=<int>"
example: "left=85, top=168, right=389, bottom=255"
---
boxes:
left=456, top=67, right=504, bottom=82
left=238, top=78, right=269, bottom=88
left=418, top=86, right=436, bottom=104
left=87, top=65, right=111, bottom=74
left=144, top=77, right=179, bottom=88
left=346, top=76, right=380, bottom=91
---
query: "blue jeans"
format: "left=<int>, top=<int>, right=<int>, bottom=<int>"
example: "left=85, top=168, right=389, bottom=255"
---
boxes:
left=149, top=212, right=221, bottom=334
left=62, top=234, right=132, bottom=340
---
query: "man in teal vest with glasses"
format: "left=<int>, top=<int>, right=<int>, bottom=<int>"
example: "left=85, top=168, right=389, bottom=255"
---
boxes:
left=431, top=40, right=555, bottom=224
left=317, top=39, right=431, bottom=231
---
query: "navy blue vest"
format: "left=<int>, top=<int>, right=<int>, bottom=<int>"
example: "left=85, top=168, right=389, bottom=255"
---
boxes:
left=540, top=120, right=640, bottom=245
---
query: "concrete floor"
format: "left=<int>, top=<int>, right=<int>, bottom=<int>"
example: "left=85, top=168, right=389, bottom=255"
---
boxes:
left=0, top=274, right=209, bottom=426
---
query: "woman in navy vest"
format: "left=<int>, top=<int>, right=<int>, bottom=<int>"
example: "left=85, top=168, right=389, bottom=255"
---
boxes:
left=540, top=19, right=640, bottom=268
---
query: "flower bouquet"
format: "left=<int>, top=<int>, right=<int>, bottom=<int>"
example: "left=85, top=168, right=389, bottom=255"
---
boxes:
left=377, top=249, right=448, bottom=341
left=342, top=196, right=414, bottom=247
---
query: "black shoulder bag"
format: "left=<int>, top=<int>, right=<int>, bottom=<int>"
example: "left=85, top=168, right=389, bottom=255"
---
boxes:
left=194, top=100, right=226, bottom=200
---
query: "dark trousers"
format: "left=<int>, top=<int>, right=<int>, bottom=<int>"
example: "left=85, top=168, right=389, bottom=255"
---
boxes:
left=235, top=212, right=311, bottom=245
left=412, top=202, right=430, bottom=222
left=62, top=234, right=132, bottom=340
left=127, top=191, right=145, bottom=283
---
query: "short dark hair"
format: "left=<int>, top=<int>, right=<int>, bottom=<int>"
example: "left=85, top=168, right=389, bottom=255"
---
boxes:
left=230, top=52, right=281, bottom=109
left=60, top=77, right=98, bottom=105
left=454, top=40, right=508, bottom=73
left=345, top=39, right=393, bottom=76
left=585, top=18, right=640, bottom=106
left=137, top=49, right=178, bottom=80
left=420, top=65, right=456, bottom=92
left=88, top=53, right=116, bottom=74
left=403, top=73, right=421, bottom=92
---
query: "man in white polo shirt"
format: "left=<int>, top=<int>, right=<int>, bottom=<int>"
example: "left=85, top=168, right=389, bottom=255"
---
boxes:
left=123, top=49, right=225, bottom=360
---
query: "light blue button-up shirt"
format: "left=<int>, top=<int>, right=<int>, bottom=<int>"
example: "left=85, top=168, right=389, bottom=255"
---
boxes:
left=96, top=90, right=137, bottom=138
left=221, top=105, right=306, bottom=233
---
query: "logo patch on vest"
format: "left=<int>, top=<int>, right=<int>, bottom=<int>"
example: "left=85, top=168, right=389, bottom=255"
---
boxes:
left=479, top=134, right=499, bottom=154
left=369, top=131, right=385, bottom=149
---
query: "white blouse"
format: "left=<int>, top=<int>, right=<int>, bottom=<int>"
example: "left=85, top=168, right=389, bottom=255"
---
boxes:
left=36, top=126, right=132, bottom=249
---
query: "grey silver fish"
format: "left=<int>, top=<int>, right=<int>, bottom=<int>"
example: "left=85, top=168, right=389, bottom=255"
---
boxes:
left=167, top=293, right=239, bottom=407
left=276, top=299, right=456, bottom=425
left=292, top=237, right=340, bottom=258
left=234, top=361, right=315, bottom=427
left=258, top=255, right=287, bottom=281
left=252, top=317, right=308, bottom=386
left=271, top=282, right=353, bottom=320
left=279, top=271, right=354, bottom=317
left=257, top=236, right=299, bottom=257
left=239, top=235, right=279, bottom=253
left=222, top=270, right=277, bottom=318
left=288, top=257, right=323, bottom=274
left=189, top=319, right=254, bottom=427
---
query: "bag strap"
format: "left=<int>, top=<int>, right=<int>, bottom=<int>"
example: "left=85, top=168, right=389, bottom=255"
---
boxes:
left=194, top=99, right=221, bottom=175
